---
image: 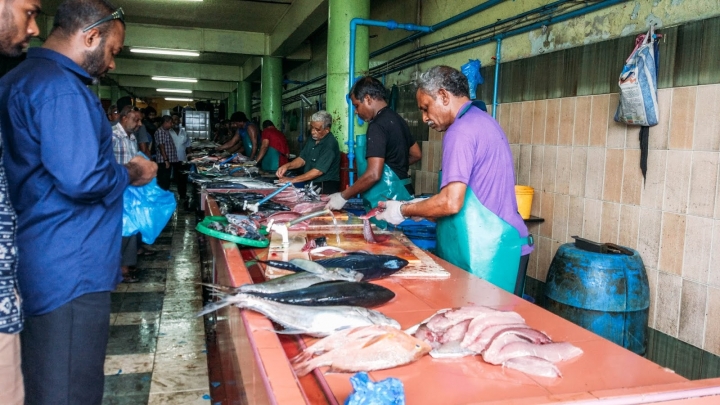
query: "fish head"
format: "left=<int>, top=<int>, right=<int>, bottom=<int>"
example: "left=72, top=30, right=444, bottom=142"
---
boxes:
left=383, top=258, right=409, bottom=270
left=414, top=338, right=433, bottom=356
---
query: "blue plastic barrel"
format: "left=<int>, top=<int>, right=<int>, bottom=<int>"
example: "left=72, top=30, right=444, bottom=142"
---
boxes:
left=389, top=219, right=437, bottom=252
left=542, top=243, right=649, bottom=355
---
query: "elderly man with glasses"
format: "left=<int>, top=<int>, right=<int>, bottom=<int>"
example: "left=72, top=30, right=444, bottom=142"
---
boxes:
left=0, top=1, right=156, bottom=404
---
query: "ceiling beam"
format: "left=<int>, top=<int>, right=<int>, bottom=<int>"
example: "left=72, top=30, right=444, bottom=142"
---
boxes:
left=131, top=88, right=228, bottom=101
left=112, top=58, right=242, bottom=82
left=241, top=57, right=262, bottom=81
left=268, top=0, right=327, bottom=56
left=109, top=75, right=237, bottom=93
left=124, top=23, right=266, bottom=56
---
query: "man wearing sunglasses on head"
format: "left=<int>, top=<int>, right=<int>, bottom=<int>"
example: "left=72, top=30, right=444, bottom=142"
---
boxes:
left=0, top=1, right=157, bottom=404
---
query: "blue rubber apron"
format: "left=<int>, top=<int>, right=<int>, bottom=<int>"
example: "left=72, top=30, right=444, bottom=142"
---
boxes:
left=435, top=101, right=531, bottom=293
left=354, top=134, right=413, bottom=228
left=259, top=147, right=281, bottom=172
left=239, top=123, right=256, bottom=158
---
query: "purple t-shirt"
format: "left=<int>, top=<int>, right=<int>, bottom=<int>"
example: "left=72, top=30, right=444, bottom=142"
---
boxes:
left=440, top=101, right=533, bottom=255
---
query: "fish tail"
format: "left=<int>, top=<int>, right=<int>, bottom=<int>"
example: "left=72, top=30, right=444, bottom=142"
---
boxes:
left=197, top=282, right=237, bottom=294
left=290, top=350, right=314, bottom=365
left=196, top=294, right=249, bottom=317
left=293, top=358, right=322, bottom=377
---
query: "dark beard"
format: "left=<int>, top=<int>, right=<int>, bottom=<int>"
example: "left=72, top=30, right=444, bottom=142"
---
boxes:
left=81, top=36, right=109, bottom=78
left=0, top=7, right=28, bottom=57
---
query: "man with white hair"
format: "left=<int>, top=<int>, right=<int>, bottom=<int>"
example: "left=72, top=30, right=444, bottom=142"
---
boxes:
left=376, top=65, right=533, bottom=296
left=276, top=110, right=341, bottom=194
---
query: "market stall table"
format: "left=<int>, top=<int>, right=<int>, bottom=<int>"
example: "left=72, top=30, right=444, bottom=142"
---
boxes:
left=201, top=195, right=720, bottom=405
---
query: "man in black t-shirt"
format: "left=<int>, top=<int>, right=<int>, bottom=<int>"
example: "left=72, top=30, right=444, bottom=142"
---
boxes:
left=326, top=76, right=422, bottom=211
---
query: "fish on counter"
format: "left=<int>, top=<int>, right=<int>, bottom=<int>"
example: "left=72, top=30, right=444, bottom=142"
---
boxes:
left=197, top=293, right=400, bottom=337
left=293, top=201, right=328, bottom=214
left=408, top=306, right=583, bottom=378
left=259, top=254, right=409, bottom=281
left=201, top=267, right=362, bottom=296
left=359, top=207, right=391, bottom=244
left=245, top=281, right=395, bottom=308
left=291, top=325, right=432, bottom=376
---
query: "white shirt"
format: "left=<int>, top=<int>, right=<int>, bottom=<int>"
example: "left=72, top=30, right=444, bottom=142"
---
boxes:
left=169, top=126, right=190, bottom=162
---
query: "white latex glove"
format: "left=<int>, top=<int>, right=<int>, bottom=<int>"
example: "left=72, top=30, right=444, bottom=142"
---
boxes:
left=375, top=200, right=406, bottom=225
left=325, top=192, right=348, bottom=211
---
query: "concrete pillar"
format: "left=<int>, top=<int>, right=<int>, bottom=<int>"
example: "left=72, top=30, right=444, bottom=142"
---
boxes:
left=227, top=90, right=237, bottom=119
left=260, top=56, right=282, bottom=126
left=237, top=81, right=252, bottom=116
left=326, top=0, right=369, bottom=152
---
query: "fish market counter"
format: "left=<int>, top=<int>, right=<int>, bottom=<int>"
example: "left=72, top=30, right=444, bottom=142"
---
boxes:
left=202, top=197, right=720, bottom=405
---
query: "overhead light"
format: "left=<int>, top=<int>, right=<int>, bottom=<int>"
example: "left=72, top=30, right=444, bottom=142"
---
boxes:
left=165, top=97, right=194, bottom=102
left=152, top=76, right=198, bottom=83
left=131, top=48, right=200, bottom=57
left=157, top=88, right=192, bottom=94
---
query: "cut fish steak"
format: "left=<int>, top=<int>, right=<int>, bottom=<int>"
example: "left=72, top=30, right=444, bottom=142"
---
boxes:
left=461, top=312, right=526, bottom=346
left=489, top=341, right=583, bottom=365
left=481, top=327, right=553, bottom=365
left=503, top=356, right=562, bottom=378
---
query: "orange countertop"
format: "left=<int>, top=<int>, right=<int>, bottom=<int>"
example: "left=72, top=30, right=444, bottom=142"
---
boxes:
left=204, top=196, right=720, bottom=405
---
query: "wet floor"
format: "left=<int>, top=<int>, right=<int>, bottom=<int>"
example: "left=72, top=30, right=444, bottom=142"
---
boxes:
left=102, top=204, right=212, bottom=405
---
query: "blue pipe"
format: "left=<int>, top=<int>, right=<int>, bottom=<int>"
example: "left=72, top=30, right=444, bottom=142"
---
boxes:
left=219, top=153, right=238, bottom=165
left=492, top=39, right=501, bottom=119
left=348, top=18, right=432, bottom=186
left=372, top=0, right=627, bottom=78
left=256, top=181, right=293, bottom=205
left=370, top=0, right=507, bottom=58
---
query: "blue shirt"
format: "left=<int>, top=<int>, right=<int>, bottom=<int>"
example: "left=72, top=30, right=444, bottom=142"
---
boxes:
left=0, top=48, right=129, bottom=316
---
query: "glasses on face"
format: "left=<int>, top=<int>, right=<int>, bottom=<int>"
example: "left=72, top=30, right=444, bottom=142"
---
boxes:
left=83, top=7, right=125, bottom=33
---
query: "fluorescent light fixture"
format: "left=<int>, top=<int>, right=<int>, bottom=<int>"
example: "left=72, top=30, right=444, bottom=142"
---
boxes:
left=151, top=76, right=198, bottom=83
left=130, top=48, right=200, bottom=57
left=157, top=88, right=192, bottom=94
left=165, top=97, right=194, bottom=102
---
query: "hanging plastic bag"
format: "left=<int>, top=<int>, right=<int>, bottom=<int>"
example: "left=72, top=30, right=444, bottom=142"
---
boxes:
left=461, top=59, right=484, bottom=100
left=122, top=177, right=177, bottom=244
left=614, top=26, right=659, bottom=126
left=344, top=372, right=405, bottom=405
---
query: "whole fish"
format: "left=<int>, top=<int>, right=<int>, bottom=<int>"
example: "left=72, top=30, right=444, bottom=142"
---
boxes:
left=292, top=325, right=431, bottom=376
left=200, top=268, right=362, bottom=296
left=259, top=254, right=409, bottom=281
left=362, top=219, right=391, bottom=244
left=245, top=281, right=395, bottom=308
left=197, top=293, right=401, bottom=337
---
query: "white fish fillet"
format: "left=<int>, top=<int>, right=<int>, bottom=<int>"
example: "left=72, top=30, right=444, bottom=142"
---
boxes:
left=492, top=341, right=583, bottom=365
left=503, top=356, right=562, bottom=378
left=461, top=312, right=526, bottom=346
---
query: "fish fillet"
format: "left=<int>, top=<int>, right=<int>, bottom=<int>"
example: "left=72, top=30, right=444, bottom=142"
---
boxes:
left=427, top=306, right=505, bottom=332
left=461, top=312, right=526, bottom=346
left=463, top=323, right=529, bottom=353
left=438, top=319, right=472, bottom=344
left=491, top=341, right=583, bottom=365
left=503, top=356, right=561, bottom=378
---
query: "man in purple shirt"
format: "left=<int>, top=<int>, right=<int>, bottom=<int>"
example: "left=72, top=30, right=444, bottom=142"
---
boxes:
left=377, top=65, right=533, bottom=295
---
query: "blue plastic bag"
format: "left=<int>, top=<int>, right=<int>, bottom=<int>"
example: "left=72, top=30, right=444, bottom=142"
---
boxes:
left=122, top=178, right=176, bottom=244
left=461, top=59, right=484, bottom=99
left=344, top=372, right=405, bottom=405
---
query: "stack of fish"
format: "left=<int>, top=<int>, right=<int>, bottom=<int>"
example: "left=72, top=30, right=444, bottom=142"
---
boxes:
left=198, top=255, right=409, bottom=336
left=407, top=306, right=583, bottom=378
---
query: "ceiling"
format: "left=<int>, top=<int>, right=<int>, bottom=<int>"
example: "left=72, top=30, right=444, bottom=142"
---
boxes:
left=37, top=0, right=325, bottom=101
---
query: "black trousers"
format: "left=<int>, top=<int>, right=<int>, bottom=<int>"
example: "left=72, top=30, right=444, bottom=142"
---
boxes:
left=157, top=163, right=172, bottom=190
left=121, top=234, right=137, bottom=267
left=316, top=180, right=340, bottom=194
left=514, top=254, right=530, bottom=297
left=172, top=162, right=188, bottom=199
left=21, top=292, right=111, bottom=405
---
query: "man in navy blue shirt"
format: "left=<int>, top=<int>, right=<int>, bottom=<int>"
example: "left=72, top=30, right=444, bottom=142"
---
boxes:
left=0, top=1, right=156, bottom=404
left=0, top=1, right=41, bottom=403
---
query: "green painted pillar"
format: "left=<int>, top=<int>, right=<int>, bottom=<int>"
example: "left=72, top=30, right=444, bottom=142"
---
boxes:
left=326, top=0, right=369, bottom=153
left=227, top=90, right=237, bottom=119
left=110, top=85, right=119, bottom=104
left=261, top=56, right=282, bottom=126
left=237, top=81, right=252, bottom=116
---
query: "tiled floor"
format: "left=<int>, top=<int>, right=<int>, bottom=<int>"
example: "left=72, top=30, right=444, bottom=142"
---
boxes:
left=103, top=208, right=212, bottom=405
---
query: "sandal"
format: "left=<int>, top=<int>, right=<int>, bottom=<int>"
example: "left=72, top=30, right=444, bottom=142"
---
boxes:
left=122, top=275, right=140, bottom=283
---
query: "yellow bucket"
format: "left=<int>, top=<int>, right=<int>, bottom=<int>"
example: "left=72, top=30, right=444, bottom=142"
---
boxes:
left=515, top=185, right=534, bottom=220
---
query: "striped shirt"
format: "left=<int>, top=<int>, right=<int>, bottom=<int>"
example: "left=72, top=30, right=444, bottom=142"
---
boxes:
left=112, top=123, right=138, bottom=165
left=154, top=127, right=178, bottom=163
left=0, top=132, right=21, bottom=334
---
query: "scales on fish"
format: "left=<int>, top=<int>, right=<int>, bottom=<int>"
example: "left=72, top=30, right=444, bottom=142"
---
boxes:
left=196, top=293, right=400, bottom=337
left=291, top=325, right=431, bottom=376
left=245, top=281, right=395, bottom=308
left=260, top=254, right=409, bottom=281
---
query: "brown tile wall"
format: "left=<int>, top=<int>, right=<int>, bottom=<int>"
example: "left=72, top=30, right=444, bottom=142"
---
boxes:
left=496, top=84, right=720, bottom=355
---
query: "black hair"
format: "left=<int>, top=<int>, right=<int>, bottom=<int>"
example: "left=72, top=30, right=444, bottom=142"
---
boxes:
left=230, top=111, right=248, bottom=123
left=144, top=106, right=157, bottom=116
left=161, top=115, right=173, bottom=124
left=350, top=76, right=387, bottom=102
left=262, top=120, right=274, bottom=129
left=52, top=0, right=120, bottom=38
left=118, top=105, right=134, bottom=119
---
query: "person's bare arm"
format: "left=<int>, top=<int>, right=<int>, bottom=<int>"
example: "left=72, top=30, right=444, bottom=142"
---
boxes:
left=125, top=156, right=158, bottom=186
left=340, top=157, right=384, bottom=199
left=247, top=125, right=259, bottom=159
left=281, top=168, right=323, bottom=184
left=276, top=157, right=305, bottom=178
left=158, top=144, right=170, bottom=168
left=255, top=139, right=270, bottom=165
left=401, top=181, right=466, bottom=218
left=138, top=143, right=150, bottom=156
left=218, top=134, right=240, bottom=151
left=408, top=142, right=422, bottom=165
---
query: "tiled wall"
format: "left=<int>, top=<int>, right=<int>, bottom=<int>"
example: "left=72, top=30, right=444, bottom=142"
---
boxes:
left=495, top=83, right=720, bottom=356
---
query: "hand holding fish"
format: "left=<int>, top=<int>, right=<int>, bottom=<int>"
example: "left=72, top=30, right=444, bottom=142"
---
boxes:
left=375, top=200, right=406, bottom=225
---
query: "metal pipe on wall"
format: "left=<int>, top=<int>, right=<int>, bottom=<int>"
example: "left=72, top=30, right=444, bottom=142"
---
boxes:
left=347, top=18, right=432, bottom=186
left=492, top=39, right=501, bottom=119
